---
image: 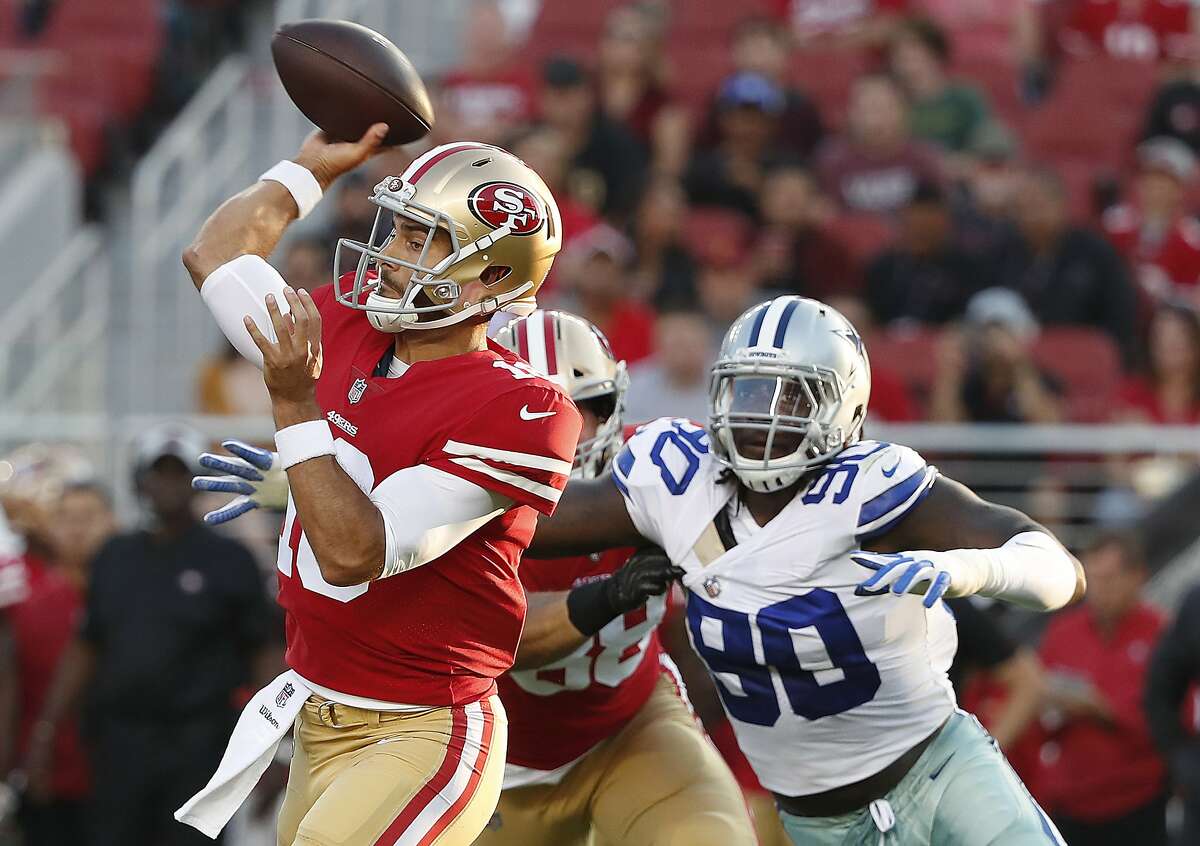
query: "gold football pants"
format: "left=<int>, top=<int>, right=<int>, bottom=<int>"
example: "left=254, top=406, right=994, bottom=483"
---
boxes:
left=278, top=694, right=506, bottom=846
left=474, top=677, right=755, bottom=846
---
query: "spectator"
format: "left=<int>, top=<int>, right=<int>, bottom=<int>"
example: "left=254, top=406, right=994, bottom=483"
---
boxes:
left=1103, top=137, right=1200, bottom=303
left=326, top=171, right=376, bottom=275
left=196, top=343, right=272, bottom=416
left=946, top=597, right=1045, bottom=755
left=887, top=17, right=993, bottom=154
left=1117, top=302, right=1200, bottom=423
left=279, top=237, right=332, bottom=294
left=539, top=56, right=647, bottom=220
left=698, top=16, right=824, bottom=162
left=26, top=424, right=276, bottom=846
left=1142, top=67, right=1200, bottom=155
left=1020, top=0, right=1198, bottom=65
left=992, top=166, right=1138, bottom=360
left=632, top=175, right=696, bottom=304
left=681, top=208, right=770, bottom=341
left=436, top=0, right=535, bottom=144
left=929, top=288, right=1063, bottom=424
left=595, top=3, right=689, bottom=173
left=954, top=121, right=1023, bottom=261
left=1145, top=583, right=1200, bottom=846
left=1036, top=531, right=1168, bottom=846
left=625, top=309, right=715, bottom=423
left=510, top=126, right=599, bottom=247
left=48, top=481, right=114, bottom=589
left=816, top=73, right=943, bottom=215
left=754, top=165, right=859, bottom=300
left=685, top=72, right=797, bottom=219
left=771, top=0, right=912, bottom=49
left=555, top=223, right=655, bottom=366
left=865, top=179, right=984, bottom=326
left=0, top=455, right=97, bottom=846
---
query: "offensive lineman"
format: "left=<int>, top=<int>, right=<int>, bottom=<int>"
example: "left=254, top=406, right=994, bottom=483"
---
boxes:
left=177, top=126, right=582, bottom=846
left=199, top=311, right=757, bottom=845
left=528, top=295, right=1083, bottom=844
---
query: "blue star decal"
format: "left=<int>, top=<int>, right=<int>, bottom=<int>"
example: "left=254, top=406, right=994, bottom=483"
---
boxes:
left=834, top=328, right=864, bottom=354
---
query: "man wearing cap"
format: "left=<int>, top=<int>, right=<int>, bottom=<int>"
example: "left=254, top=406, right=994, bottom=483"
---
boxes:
left=1102, top=137, right=1200, bottom=302
left=26, top=424, right=276, bottom=846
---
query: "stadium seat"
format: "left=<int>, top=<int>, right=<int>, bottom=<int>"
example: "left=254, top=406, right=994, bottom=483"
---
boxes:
left=788, top=50, right=873, bottom=130
left=1031, top=328, right=1121, bottom=422
left=824, top=213, right=895, bottom=268
left=864, top=328, right=940, bottom=411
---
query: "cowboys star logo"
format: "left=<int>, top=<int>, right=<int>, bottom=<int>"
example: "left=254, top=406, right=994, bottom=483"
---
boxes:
left=467, top=181, right=544, bottom=236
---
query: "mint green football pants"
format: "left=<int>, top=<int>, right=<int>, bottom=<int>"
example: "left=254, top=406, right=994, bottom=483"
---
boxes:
left=779, top=710, right=1065, bottom=845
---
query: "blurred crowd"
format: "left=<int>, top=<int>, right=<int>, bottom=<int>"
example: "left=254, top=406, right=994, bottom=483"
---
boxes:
left=6, top=1, right=1200, bottom=845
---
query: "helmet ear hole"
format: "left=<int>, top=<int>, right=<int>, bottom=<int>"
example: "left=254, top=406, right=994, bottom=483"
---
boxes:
left=481, top=265, right=512, bottom=286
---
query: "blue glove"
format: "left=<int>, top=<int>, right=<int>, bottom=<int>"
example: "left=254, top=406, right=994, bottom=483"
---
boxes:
left=193, top=440, right=288, bottom=524
left=851, top=552, right=954, bottom=609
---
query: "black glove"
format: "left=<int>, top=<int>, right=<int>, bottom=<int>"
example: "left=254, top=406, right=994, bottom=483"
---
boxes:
left=566, top=547, right=684, bottom=637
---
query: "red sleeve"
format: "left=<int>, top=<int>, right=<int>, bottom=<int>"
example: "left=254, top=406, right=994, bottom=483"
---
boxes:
left=425, top=384, right=582, bottom=516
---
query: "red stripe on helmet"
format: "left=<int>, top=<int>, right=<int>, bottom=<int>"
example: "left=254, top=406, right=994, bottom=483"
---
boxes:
left=543, top=312, right=558, bottom=376
left=406, top=143, right=489, bottom=185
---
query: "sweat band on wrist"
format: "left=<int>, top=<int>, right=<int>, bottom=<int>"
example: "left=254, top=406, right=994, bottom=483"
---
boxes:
left=259, top=160, right=323, bottom=220
left=566, top=578, right=620, bottom=637
left=275, top=420, right=335, bottom=470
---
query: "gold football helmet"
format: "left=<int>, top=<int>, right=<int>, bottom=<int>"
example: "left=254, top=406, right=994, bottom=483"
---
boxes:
left=334, top=142, right=563, bottom=332
left=495, top=310, right=628, bottom=478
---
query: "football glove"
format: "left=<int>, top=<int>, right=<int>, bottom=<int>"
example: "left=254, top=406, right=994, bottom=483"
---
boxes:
left=566, top=546, right=684, bottom=636
left=851, top=551, right=961, bottom=609
left=192, top=440, right=290, bottom=524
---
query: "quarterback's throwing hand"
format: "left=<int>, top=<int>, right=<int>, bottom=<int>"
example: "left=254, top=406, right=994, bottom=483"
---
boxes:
left=851, top=551, right=956, bottom=609
left=193, top=440, right=290, bottom=524
left=245, top=286, right=323, bottom=405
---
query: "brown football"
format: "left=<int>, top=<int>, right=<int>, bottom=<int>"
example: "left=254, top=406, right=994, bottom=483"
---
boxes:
left=272, top=19, right=434, bottom=147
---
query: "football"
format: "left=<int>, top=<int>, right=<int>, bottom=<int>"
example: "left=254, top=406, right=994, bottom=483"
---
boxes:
left=271, top=19, right=434, bottom=147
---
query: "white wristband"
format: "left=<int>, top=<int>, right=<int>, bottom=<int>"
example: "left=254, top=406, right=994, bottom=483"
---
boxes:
left=276, top=419, right=335, bottom=470
left=260, top=160, right=323, bottom=220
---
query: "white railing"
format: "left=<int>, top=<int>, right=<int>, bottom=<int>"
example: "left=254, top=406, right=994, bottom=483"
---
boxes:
left=128, top=56, right=256, bottom=412
left=0, top=228, right=109, bottom=413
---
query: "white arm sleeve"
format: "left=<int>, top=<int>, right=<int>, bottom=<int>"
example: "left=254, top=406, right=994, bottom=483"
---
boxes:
left=949, top=531, right=1078, bottom=611
left=370, top=465, right=513, bottom=578
left=199, top=254, right=292, bottom=369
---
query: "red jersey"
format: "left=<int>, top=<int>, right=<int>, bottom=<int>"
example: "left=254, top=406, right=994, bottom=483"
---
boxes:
left=276, top=285, right=581, bottom=706
left=1102, top=204, right=1200, bottom=297
left=438, top=65, right=535, bottom=137
left=2, top=555, right=90, bottom=798
left=1053, top=0, right=1198, bottom=61
left=771, top=0, right=910, bottom=38
left=499, top=547, right=670, bottom=773
left=1036, top=603, right=1168, bottom=821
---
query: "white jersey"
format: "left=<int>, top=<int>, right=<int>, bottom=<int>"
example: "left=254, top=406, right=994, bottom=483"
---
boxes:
left=612, top=417, right=958, bottom=796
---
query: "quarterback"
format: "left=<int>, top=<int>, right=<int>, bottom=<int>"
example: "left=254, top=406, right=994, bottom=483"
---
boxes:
left=177, top=125, right=581, bottom=846
left=529, top=295, right=1084, bottom=845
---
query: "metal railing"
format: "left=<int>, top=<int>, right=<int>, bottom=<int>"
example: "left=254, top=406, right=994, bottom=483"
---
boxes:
left=0, top=228, right=109, bottom=414
left=128, top=56, right=256, bottom=413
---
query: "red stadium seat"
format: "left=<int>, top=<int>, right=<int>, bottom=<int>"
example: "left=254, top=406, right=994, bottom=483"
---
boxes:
left=864, top=328, right=941, bottom=411
left=1031, top=328, right=1122, bottom=422
left=788, top=50, right=873, bottom=130
left=824, top=213, right=895, bottom=268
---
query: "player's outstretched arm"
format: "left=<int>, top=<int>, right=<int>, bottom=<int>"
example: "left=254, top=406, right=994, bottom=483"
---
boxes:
left=182, top=124, right=388, bottom=287
left=526, top=473, right=645, bottom=559
left=513, top=548, right=683, bottom=670
left=853, top=475, right=1085, bottom=610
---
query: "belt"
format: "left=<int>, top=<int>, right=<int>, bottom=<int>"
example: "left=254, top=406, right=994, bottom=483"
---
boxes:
left=301, top=698, right=421, bottom=730
left=774, top=717, right=948, bottom=818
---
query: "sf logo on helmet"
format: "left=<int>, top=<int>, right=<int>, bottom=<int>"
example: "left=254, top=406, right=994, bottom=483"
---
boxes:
left=468, top=181, right=544, bottom=236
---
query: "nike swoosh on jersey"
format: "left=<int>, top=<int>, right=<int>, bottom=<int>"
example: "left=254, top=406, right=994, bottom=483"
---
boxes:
left=929, top=752, right=956, bottom=780
left=881, top=458, right=901, bottom=477
left=519, top=405, right=557, bottom=420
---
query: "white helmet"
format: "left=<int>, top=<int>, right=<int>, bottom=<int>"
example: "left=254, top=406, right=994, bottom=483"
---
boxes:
left=709, top=296, right=872, bottom=493
left=333, top=142, right=563, bottom=332
left=495, top=310, right=628, bottom=478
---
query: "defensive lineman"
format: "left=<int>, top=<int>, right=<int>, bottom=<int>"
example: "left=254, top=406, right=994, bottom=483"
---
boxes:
left=529, top=295, right=1082, bottom=844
